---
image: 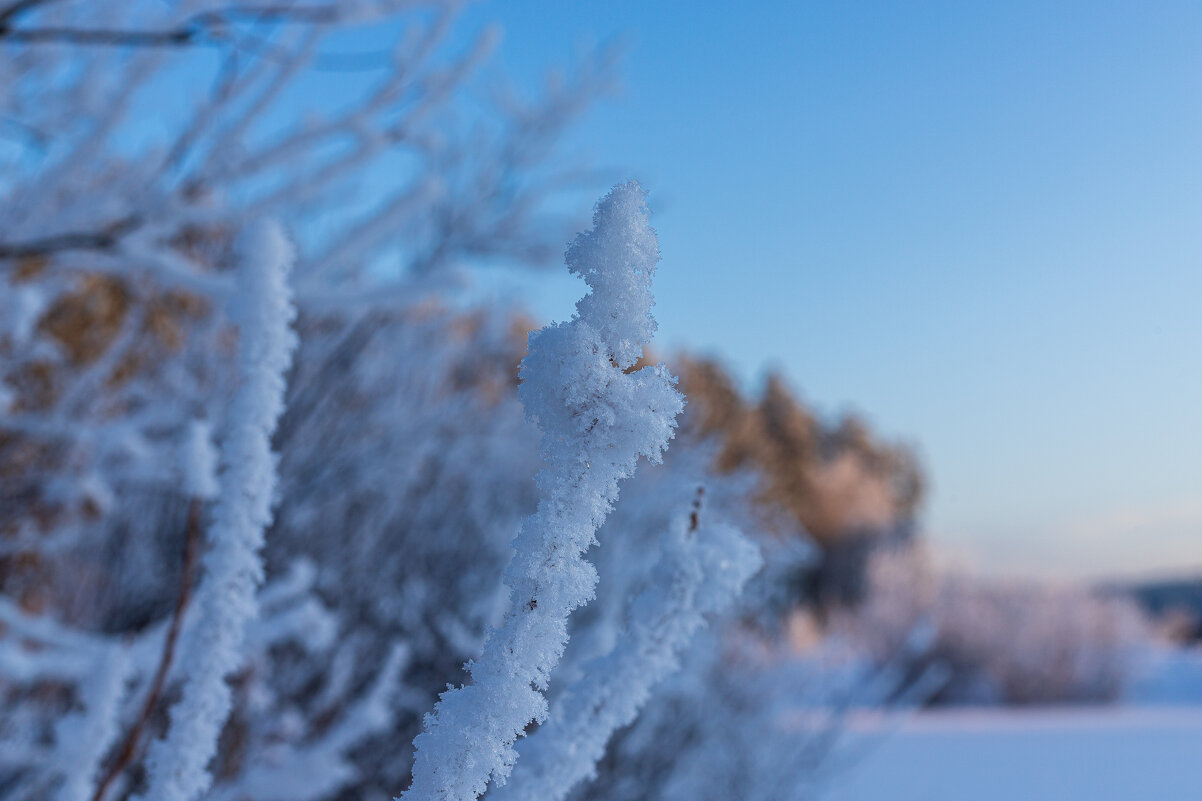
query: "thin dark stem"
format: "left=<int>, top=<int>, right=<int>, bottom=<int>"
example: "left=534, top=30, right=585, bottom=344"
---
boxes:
left=0, top=25, right=208, bottom=47
left=90, top=498, right=204, bottom=801
left=0, top=3, right=343, bottom=48
left=0, top=216, right=140, bottom=261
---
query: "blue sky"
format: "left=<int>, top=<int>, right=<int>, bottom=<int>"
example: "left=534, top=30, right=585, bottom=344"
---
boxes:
left=460, top=1, right=1202, bottom=580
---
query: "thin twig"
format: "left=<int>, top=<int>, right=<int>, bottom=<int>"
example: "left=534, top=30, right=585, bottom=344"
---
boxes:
left=0, top=216, right=140, bottom=260
left=0, top=3, right=344, bottom=48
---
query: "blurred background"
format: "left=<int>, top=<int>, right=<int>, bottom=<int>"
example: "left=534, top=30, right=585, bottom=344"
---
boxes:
left=474, top=1, right=1202, bottom=582
left=1, top=2, right=1199, bottom=801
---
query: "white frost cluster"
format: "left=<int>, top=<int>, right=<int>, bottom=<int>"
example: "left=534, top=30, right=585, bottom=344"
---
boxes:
left=493, top=490, right=762, bottom=801
left=137, top=220, right=298, bottom=801
left=400, top=182, right=684, bottom=801
left=563, top=182, right=662, bottom=369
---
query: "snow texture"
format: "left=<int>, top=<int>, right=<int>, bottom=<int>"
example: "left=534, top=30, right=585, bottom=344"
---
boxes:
left=399, top=182, right=684, bottom=801
left=492, top=491, right=762, bottom=801
left=182, top=420, right=219, bottom=500
left=53, top=645, right=129, bottom=801
left=136, top=220, right=298, bottom=801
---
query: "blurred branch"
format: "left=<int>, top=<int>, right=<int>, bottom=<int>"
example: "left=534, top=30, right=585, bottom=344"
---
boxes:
left=0, top=3, right=347, bottom=48
left=0, top=24, right=214, bottom=48
left=0, top=216, right=139, bottom=260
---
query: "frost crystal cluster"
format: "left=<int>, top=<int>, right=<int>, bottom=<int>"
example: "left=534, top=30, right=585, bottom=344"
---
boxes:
left=400, top=182, right=685, bottom=801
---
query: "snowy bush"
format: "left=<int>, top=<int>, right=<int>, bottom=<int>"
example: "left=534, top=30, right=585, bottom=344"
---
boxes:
left=839, top=546, right=1151, bottom=705
left=0, top=5, right=942, bottom=801
left=0, top=169, right=796, bottom=801
left=0, top=3, right=614, bottom=798
left=0, top=0, right=610, bottom=591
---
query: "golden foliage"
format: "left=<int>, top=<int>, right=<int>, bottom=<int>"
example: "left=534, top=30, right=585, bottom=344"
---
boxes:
left=38, top=274, right=131, bottom=366
left=677, top=356, right=924, bottom=549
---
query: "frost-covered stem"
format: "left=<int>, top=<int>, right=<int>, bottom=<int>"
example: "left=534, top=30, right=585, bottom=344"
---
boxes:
left=399, top=182, right=684, bottom=801
left=135, top=221, right=297, bottom=801
left=93, top=423, right=217, bottom=801
left=491, top=489, right=762, bottom=801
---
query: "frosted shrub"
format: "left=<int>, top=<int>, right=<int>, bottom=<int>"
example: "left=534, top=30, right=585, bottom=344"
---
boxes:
left=570, top=605, right=909, bottom=801
left=0, top=0, right=608, bottom=627
left=567, top=484, right=915, bottom=801
left=4, top=5, right=783, bottom=799
left=400, top=182, right=685, bottom=801
left=841, top=545, right=1149, bottom=704
left=1, top=185, right=831, bottom=801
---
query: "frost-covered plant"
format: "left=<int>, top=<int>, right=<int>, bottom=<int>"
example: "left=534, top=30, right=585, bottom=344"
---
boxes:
left=619, top=636, right=872, bottom=801
left=493, top=485, right=761, bottom=801
left=0, top=548, right=359, bottom=801
left=0, top=0, right=610, bottom=598
left=0, top=8, right=893, bottom=795
left=137, top=220, right=297, bottom=801
left=0, top=7, right=617, bottom=794
left=400, top=182, right=685, bottom=801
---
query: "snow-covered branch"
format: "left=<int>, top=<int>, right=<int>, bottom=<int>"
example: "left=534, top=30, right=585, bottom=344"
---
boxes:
left=136, top=220, right=297, bottom=801
left=400, top=182, right=683, bottom=801
left=493, top=487, right=761, bottom=801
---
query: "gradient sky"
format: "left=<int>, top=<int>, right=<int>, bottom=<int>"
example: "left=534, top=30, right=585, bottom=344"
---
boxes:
left=458, top=1, right=1202, bottom=580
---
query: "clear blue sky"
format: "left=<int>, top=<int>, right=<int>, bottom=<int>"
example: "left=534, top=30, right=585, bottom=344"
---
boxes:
left=462, top=1, right=1202, bottom=580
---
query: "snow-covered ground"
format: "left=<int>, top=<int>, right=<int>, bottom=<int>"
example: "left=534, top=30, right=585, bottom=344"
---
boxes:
left=823, top=706, right=1202, bottom=801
